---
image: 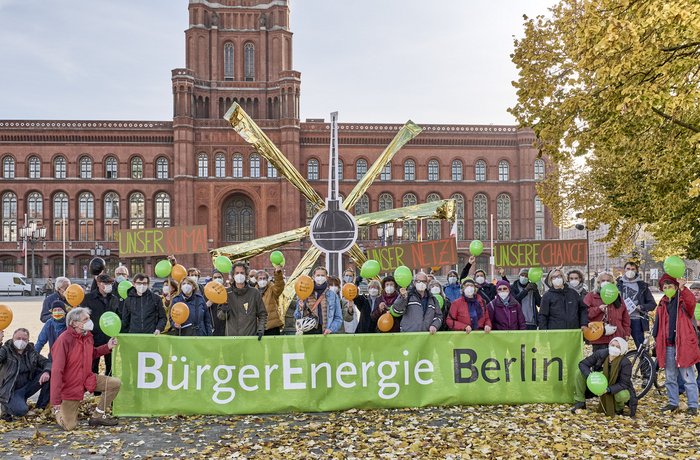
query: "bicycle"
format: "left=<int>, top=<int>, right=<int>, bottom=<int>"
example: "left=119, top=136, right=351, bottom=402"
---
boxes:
left=625, top=313, right=665, bottom=399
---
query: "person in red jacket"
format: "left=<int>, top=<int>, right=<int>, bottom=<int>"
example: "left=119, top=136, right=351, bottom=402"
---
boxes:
left=50, top=307, right=121, bottom=430
left=653, top=274, right=700, bottom=415
left=584, top=272, right=631, bottom=352
left=446, top=278, right=492, bottom=333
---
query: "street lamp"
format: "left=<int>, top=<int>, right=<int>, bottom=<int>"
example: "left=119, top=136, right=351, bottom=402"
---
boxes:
left=575, top=214, right=591, bottom=289
left=19, top=222, right=46, bottom=296
left=396, top=225, right=403, bottom=243
left=90, top=243, right=111, bottom=258
left=377, top=223, right=395, bottom=246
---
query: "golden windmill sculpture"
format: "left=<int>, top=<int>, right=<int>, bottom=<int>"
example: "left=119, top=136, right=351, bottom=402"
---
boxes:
left=211, top=103, right=456, bottom=314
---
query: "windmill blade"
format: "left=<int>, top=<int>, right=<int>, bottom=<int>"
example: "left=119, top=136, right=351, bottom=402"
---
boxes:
left=344, top=120, right=422, bottom=209
left=277, top=246, right=322, bottom=321
left=224, top=103, right=324, bottom=209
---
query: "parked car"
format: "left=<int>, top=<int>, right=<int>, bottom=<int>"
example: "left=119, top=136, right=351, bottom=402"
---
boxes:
left=0, top=272, right=32, bottom=296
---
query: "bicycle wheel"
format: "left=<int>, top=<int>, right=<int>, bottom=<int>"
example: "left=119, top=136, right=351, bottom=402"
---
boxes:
left=626, top=350, right=655, bottom=398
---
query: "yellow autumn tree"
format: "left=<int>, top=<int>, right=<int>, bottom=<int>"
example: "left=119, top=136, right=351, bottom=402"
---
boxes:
left=510, top=0, right=700, bottom=258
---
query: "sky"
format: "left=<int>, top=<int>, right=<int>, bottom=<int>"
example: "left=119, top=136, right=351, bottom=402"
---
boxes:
left=0, top=0, right=554, bottom=125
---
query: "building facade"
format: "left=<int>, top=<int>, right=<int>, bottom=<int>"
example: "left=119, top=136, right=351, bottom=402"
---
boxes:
left=0, top=0, right=558, bottom=281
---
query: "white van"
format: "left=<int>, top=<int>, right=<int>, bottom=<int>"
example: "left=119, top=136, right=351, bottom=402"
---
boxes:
left=0, top=272, right=31, bottom=296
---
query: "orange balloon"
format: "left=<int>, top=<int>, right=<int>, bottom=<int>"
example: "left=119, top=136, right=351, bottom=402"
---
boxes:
left=0, top=304, right=13, bottom=330
left=583, top=321, right=604, bottom=342
left=294, top=275, right=314, bottom=301
left=378, top=312, right=394, bottom=333
left=204, top=281, right=227, bottom=304
left=65, top=284, right=85, bottom=307
left=171, top=264, right=187, bottom=283
left=342, top=283, right=358, bottom=301
left=170, top=302, right=190, bottom=325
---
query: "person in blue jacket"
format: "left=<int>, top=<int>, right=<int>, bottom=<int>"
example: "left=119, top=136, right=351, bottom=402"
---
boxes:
left=35, top=300, right=68, bottom=358
left=294, top=266, right=343, bottom=335
left=168, top=277, right=212, bottom=336
left=444, top=270, right=461, bottom=302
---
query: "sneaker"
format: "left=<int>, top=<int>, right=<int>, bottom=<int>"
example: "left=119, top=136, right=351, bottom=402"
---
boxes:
left=571, top=401, right=586, bottom=413
left=88, top=415, right=118, bottom=427
left=688, top=408, right=698, bottom=416
left=0, top=412, right=12, bottom=422
left=660, top=404, right=679, bottom=412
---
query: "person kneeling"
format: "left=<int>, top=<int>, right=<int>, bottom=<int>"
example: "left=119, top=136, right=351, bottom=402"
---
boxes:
left=50, top=307, right=121, bottom=430
left=572, top=337, right=637, bottom=417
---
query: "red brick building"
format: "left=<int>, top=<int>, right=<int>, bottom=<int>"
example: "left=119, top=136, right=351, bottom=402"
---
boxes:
left=0, top=0, right=557, bottom=281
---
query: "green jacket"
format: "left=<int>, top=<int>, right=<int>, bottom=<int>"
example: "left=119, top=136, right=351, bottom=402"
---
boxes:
left=217, top=285, right=267, bottom=336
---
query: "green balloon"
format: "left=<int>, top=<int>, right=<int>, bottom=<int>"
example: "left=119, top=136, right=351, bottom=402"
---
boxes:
left=360, top=260, right=380, bottom=279
left=154, top=260, right=172, bottom=278
left=663, top=256, right=685, bottom=279
left=99, top=311, right=122, bottom=337
left=435, top=294, right=444, bottom=309
left=528, top=267, right=543, bottom=283
left=586, top=371, right=608, bottom=396
left=600, top=283, right=619, bottom=305
left=214, top=256, right=233, bottom=274
left=394, top=266, right=412, bottom=288
left=118, top=280, right=132, bottom=300
left=469, top=240, right=484, bottom=257
left=270, top=251, right=285, bottom=266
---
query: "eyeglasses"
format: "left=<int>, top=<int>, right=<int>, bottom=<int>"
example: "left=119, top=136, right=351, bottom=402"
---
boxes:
left=497, top=288, right=509, bottom=292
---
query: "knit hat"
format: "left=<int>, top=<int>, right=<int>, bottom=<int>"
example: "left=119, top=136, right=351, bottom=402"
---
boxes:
left=51, top=299, right=67, bottom=311
left=461, top=277, right=475, bottom=286
left=496, top=279, right=510, bottom=289
left=610, top=337, right=628, bottom=355
left=658, top=274, right=679, bottom=290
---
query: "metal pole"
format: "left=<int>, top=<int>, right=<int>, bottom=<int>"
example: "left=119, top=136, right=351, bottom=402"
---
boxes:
left=23, top=213, right=28, bottom=277
left=62, top=218, right=66, bottom=277
left=489, top=213, right=495, bottom=282
left=586, top=229, right=591, bottom=289
left=30, top=236, right=35, bottom=296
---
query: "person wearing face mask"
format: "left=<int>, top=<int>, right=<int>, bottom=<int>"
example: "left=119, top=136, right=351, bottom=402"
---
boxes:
left=40, top=276, right=71, bottom=323
left=121, top=274, right=166, bottom=335
left=170, top=278, right=213, bottom=336
left=583, top=273, right=631, bottom=351
left=186, top=267, right=206, bottom=293
left=50, top=307, right=120, bottom=429
left=486, top=280, right=525, bottom=331
left=444, top=270, right=461, bottom=303
left=616, top=261, right=657, bottom=349
left=459, top=256, right=497, bottom=303
left=567, top=269, right=588, bottom=299
left=217, top=262, right=266, bottom=338
left=538, top=269, right=588, bottom=331
left=391, top=272, right=442, bottom=334
left=446, top=278, right=491, bottom=333
left=510, top=268, right=542, bottom=330
left=294, top=266, right=343, bottom=335
left=258, top=264, right=285, bottom=335
left=572, top=337, right=636, bottom=417
left=35, top=300, right=68, bottom=358
left=159, top=278, right=179, bottom=334
left=80, top=274, right=120, bottom=376
left=350, top=280, right=382, bottom=333
left=0, top=328, right=51, bottom=421
left=428, top=280, right=451, bottom=331
left=248, top=269, right=258, bottom=288
left=204, top=271, right=228, bottom=336
left=370, top=276, right=402, bottom=333
left=652, top=274, right=700, bottom=414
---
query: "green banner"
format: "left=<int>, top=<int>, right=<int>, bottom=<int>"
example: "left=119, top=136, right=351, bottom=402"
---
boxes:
left=112, top=331, right=583, bottom=416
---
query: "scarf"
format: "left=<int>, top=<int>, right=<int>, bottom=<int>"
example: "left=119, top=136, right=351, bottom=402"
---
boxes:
left=465, top=295, right=482, bottom=328
left=381, top=292, right=399, bottom=307
left=599, top=356, right=622, bottom=416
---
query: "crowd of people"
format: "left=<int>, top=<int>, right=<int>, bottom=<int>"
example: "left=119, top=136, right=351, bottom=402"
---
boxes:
left=1, top=255, right=699, bottom=427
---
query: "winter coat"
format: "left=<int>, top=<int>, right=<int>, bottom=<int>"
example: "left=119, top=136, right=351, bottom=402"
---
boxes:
left=293, top=288, right=343, bottom=333
left=578, top=348, right=637, bottom=414
left=35, top=319, right=67, bottom=355
left=391, top=289, right=442, bottom=332
left=369, top=293, right=401, bottom=332
left=122, top=289, right=167, bottom=334
left=538, top=287, right=588, bottom=330
left=0, top=341, right=50, bottom=404
left=40, top=292, right=67, bottom=323
left=170, top=292, right=213, bottom=336
left=354, top=295, right=383, bottom=333
left=617, top=277, right=656, bottom=331
left=261, top=270, right=285, bottom=330
left=49, top=328, right=111, bottom=405
left=458, top=262, right=496, bottom=303
left=446, top=295, right=491, bottom=331
left=654, top=287, right=700, bottom=369
left=511, top=280, right=541, bottom=326
left=487, top=295, right=526, bottom=331
left=584, top=292, right=631, bottom=345
left=79, top=289, right=120, bottom=346
left=217, top=285, right=267, bottom=336
left=444, top=282, right=461, bottom=303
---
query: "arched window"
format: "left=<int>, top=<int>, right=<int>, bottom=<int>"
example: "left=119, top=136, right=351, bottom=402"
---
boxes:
left=129, top=193, right=145, bottom=229
left=156, top=157, right=169, bottom=179
left=534, top=159, right=545, bottom=180
left=497, top=194, right=511, bottom=240
left=451, top=193, right=465, bottom=240
left=27, top=192, right=43, bottom=223
left=498, top=160, right=510, bottom=182
left=534, top=196, right=545, bottom=240
left=402, top=193, right=418, bottom=241
left=401, top=159, right=415, bottom=181
left=78, top=192, right=95, bottom=241
left=2, top=156, right=15, bottom=179
left=215, top=153, right=226, bottom=178
left=356, top=159, right=367, bottom=180
left=224, top=42, right=234, bottom=80
left=197, top=154, right=208, bottom=177
left=250, top=154, right=260, bottom=178
left=232, top=154, right=243, bottom=178
left=267, top=161, right=278, bottom=178
left=475, top=160, right=486, bottom=182
left=428, top=160, right=439, bottom=181
left=53, top=192, right=68, bottom=240
left=244, top=42, right=255, bottom=81
left=336, top=159, right=343, bottom=181
left=1, top=192, right=17, bottom=241
left=79, top=156, right=92, bottom=179
left=354, top=194, right=369, bottom=240
left=380, top=164, right=391, bottom=181
left=426, top=193, right=442, bottom=240
left=378, top=193, right=393, bottom=211
left=54, top=156, right=67, bottom=179
left=28, top=156, right=41, bottom=179
left=451, top=160, right=463, bottom=181
left=155, top=192, right=171, bottom=228
left=131, top=157, right=143, bottom=179
left=473, top=193, right=488, bottom=240
left=307, top=159, right=319, bottom=180
left=223, top=194, right=255, bottom=241
left=104, top=192, right=120, bottom=241
left=105, top=156, right=118, bottom=179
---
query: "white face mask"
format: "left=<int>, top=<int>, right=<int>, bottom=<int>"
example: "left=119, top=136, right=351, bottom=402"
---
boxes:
left=214, top=278, right=224, bottom=285
left=258, top=279, right=268, bottom=288
left=430, top=286, right=441, bottom=295
left=13, top=340, right=28, bottom=350
left=384, top=285, right=395, bottom=295
left=369, top=288, right=379, bottom=297
left=162, top=285, right=171, bottom=294
left=448, top=276, right=457, bottom=285
left=249, top=277, right=257, bottom=284
left=625, top=270, right=636, bottom=279
left=233, top=274, right=246, bottom=284
left=475, top=276, right=485, bottom=285
left=464, top=286, right=475, bottom=297
left=189, top=276, right=199, bottom=284
left=519, top=276, right=529, bottom=285
left=498, top=292, right=509, bottom=300
left=115, top=275, right=126, bottom=283
left=315, top=276, right=327, bottom=285
left=608, top=345, right=622, bottom=357
left=415, top=282, right=427, bottom=292
left=103, top=284, right=113, bottom=294
left=600, top=281, right=611, bottom=288
left=181, top=284, right=193, bottom=295
left=552, top=277, right=564, bottom=287
left=343, top=275, right=353, bottom=283
left=329, top=285, right=339, bottom=293
left=136, top=284, right=148, bottom=295
left=83, top=319, right=94, bottom=332
left=569, top=279, right=580, bottom=288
